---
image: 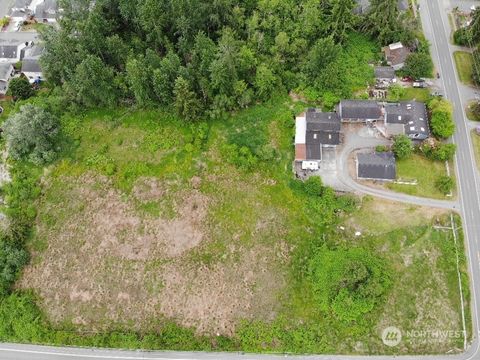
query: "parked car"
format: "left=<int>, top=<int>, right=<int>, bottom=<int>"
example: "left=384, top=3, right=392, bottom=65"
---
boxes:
left=431, top=90, right=444, bottom=97
left=413, top=80, right=427, bottom=88
left=402, top=76, right=413, bottom=82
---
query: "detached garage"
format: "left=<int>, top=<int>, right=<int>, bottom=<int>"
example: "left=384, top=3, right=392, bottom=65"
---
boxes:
left=356, top=152, right=396, bottom=181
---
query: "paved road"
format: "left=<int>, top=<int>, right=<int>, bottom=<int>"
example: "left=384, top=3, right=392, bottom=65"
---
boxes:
left=1, top=0, right=480, bottom=359
left=420, top=0, right=480, bottom=359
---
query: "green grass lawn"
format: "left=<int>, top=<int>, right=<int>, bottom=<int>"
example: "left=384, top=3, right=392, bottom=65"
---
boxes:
left=399, top=87, right=431, bottom=103
left=471, top=130, right=480, bottom=168
left=387, top=154, right=454, bottom=199
left=453, top=51, right=474, bottom=85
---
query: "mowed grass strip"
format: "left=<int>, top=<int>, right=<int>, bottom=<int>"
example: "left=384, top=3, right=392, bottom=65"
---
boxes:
left=453, top=51, right=474, bottom=85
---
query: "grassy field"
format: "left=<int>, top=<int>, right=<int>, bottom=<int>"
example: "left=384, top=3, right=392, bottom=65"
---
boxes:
left=0, top=97, right=462, bottom=354
left=399, top=88, right=431, bottom=103
left=453, top=51, right=474, bottom=85
left=387, top=154, right=454, bottom=199
left=472, top=130, right=480, bottom=169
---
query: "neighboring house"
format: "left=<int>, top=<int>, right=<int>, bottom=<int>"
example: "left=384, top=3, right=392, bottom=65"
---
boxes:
left=374, top=66, right=395, bottom=82
left=355, top=0, right=409, bottom=14
left=295, top=108, right=342, bottom=162
left=337, top=100, right=384, bottom=122
left=374, top=66, right=396, bottom=89
left=0, top=63, right=15, bottom=95
left=21, top=59, right=42, bottom=83
left=21, top=43, right=44, bottom=83
left=0, top=33, right=37, bottom=62
left=383, top=42, right=410, bottom=70
left=12, top=0, right=32, bottom=11
left=385, top=101, right=429, bottom=140
left=356, top=152, right=396, bottom=181
left=34, top=0, right=58, bottom=23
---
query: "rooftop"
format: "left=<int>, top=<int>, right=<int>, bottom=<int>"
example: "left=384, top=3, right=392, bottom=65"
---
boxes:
left=339, top=100, right=383, bottom=120
left=383, top=42, right=410, bottom=67
left=374, top=66, right=395, bottom=80
left=357, top=152, right=396, bottom=180
left=305, top=109, right=341, bottom=132
left=0, top=63, right=13, bottom=80
left=385, top=101, right=429, bottom=137
left=22, top=58, right=41, bottom=73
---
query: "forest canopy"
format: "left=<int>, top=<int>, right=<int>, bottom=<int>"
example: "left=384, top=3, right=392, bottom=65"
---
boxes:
left=41, top=0, right=419, bottom=120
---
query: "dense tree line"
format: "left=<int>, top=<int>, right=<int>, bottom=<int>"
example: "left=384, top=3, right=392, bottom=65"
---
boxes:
left=454, top=9, right=480, bottom=85
left=39, top=0, right=417, bottom=120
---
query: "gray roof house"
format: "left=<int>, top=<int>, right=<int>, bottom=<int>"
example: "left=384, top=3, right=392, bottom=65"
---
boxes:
left=12, top=0, right=32, bottom=11
left=355, top=0, right=409, bottom=14
left=295, top=109, right=342, bottom=161
left=21, top=43, right=44, bottom=83
left=0, top=63, right=14, bottom=95
left=374, top=66, right=395, bottom=81
left=35, top=0, right=59, bottom=22
left=338, top=100, right=384, bottom=122
left=356, top=152, right=396, bottom=181
left=383, top=42, right=410, bottom=70
left=385, top=101, right=429, bottom=140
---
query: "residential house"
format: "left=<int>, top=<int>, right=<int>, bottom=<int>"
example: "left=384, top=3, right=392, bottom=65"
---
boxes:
left=338, top=100, right=383, bottom=122
left=355, top=0, right=409, bottom=14
left=385, top=101, right=429, bottom=140
left=21, top=43, right=44, bottom=83
left=0, top=32, right=38, bottom=62
left=34, top=0, right=59, bottom=23
left=356, top=152, right=396, bottom=181
left=0, top=63, right=15, bottom=95
left=374, top=66, right=395, bottom=82
left=383, top=42, right=410, bottom=70
left=295, top=109, right=341, bottom=163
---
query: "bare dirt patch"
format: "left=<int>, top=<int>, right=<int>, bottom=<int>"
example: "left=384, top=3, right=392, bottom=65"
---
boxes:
left=19, top=173, right=284, bottom=335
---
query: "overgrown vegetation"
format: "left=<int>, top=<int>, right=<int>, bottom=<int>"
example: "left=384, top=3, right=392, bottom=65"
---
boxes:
left=39, top=0, right=422, bottom=119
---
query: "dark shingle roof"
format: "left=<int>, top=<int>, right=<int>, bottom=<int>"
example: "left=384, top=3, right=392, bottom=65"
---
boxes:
left=0, top=45, right=18, bottom=59
left=374, top=66, right=395, bottom=79
left=306, top=109, right=341, bottom=132
left=306, top=142, right=321, bottom=160
left=339, top=100, right=383, bottom=120
left=0, top=63, right=12, bottom=80
left=386, top=101, right=428, bottom=137
left=357, top=152, right=396, bottom=180
left=21, top=59, right=41, bottom=73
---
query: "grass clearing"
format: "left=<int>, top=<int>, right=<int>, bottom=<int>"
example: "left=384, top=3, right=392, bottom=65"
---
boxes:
left=399, top=87, right=431, bottom=103
left=0, top=96, right=468, bottom=355
left=453, top=51, right=474, bottom=85
left=471, top=130, right=480, bottom=169
left=387, top=153, right=454, bottom=199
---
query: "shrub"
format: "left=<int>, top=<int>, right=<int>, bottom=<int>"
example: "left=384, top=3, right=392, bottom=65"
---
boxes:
left=454, top=27, right=472, bottom=46
left=309, top=246, right=391, bottom=322
left=392, top=135, right=413, bottom=159
left=435, top=175, right=454, bottom=195
left=421, top=142, right=456, bottom=161
left=221, top=144, right=258, bottom=171
left=9, top=77, right=34, bottom=101
left=375, top=145, right=388, bottom=152
left=3, top=105, right=59, bottom=165
left=303, top=176, right=323, bottom=197
left=428, top=98, right=455, bottom=138
left=0, top=239, right=29, bottom=297
left=386, top=84, right=406, bottom=102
